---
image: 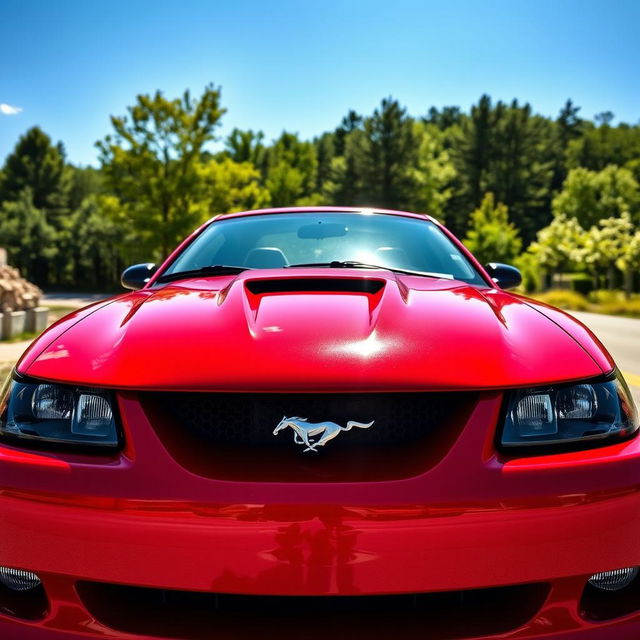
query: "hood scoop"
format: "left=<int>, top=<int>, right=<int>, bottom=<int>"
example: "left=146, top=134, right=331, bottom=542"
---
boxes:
left=24, top=274, right=605, bottom=390
left=245, top=277, right=385, bottom=295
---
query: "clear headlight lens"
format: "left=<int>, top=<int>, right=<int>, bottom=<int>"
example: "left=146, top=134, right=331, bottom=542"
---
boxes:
left=0, top=374, right=120, bottom=449
left=501, top=372, right=638, bottom=449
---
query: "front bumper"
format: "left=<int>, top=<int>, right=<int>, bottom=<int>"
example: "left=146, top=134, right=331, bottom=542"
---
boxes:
left=2, top=392, right=640, bottom=638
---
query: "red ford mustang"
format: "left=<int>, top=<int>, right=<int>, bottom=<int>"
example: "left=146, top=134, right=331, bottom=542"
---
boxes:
left=1, top=207, right=639, bottom=639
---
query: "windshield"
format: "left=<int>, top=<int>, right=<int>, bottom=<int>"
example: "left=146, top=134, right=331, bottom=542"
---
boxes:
left=161, top=212, right=486, bottom=285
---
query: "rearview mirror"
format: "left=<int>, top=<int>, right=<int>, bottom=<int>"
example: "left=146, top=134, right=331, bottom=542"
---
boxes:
left=297, top=223, right=348, bottom=239
left=121, top=263, right=157, bottom=290
left=484, top=263, right=522, bottom=290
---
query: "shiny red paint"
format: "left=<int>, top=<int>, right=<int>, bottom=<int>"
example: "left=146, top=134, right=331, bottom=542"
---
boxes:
left=2, top=392, right=640, bottom=637
left=515, top=293, right=616, bottom=373
left=2, top=207, right=637, bottom=639
left=20, top=273, right=606, bottom=390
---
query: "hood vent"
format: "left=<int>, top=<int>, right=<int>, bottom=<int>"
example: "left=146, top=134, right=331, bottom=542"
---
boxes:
left=245, top=277, right=385, bottom=295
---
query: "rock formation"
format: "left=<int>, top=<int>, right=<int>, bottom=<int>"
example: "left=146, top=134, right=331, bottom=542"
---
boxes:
left=0, top=265, right=42, bottom=312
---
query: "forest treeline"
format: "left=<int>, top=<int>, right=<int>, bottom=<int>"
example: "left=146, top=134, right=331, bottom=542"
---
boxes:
left=0, top=84, right=639, bottom=291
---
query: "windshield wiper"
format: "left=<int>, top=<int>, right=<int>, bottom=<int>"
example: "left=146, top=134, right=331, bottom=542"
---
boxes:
left=155, top=265, right=250, bottom=284
left=285, top=261, right=453, bottom=279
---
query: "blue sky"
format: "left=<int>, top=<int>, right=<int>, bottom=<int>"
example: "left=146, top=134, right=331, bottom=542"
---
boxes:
left=1, top=0, right=639, bottom=166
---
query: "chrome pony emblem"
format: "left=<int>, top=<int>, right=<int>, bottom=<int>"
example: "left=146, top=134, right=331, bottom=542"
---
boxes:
left=273, top=416, right=374, bottom=453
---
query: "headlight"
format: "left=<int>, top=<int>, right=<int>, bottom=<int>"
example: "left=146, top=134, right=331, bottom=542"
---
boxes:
left=501, top=372, right=639, bottom=450
left=0, top=374, right=120, bottom=450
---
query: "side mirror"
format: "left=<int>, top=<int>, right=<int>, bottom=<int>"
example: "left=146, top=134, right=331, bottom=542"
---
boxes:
left=484, top=263, right=522, bottom=290
left=121, top=263, right=157, bottom=290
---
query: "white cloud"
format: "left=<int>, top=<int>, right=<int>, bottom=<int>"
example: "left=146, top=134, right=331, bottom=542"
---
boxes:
left=0, top=103, right=23, bottom=115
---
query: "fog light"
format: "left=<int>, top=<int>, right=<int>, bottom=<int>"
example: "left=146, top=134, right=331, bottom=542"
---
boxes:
left=0, top=567, right=41, bottom=591
left=588, top=567, right=639, bottom=591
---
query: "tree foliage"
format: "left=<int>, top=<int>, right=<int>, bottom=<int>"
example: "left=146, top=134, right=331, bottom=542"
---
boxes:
left=450, top=96, right=554, bottom=241
left=617, top=230, right=640, bottom=294
left=0, top=127, right=71, bottom=225
left=0, top=189, right=57, bottom=283
left=552, top=165, right=640, bottom=228
left=463, top=193, right=521, bottom=265
left=96, top=84, right=226, bottom=257
left=577, top=213, right=634, bottom=289
left=567, top=121, right=640, bottom=178
left=528, top=214, right=584, bottom=275
left=70, top=195, right=130, bottom=286
left=2, top=87, right=640, bottom=292
left=198, top=158, right=270, bottom=214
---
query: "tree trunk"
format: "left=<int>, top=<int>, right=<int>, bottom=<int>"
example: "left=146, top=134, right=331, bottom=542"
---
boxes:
left=607, top=266, right=615, bottom=291
left=624, top=271, right=633, bottom=298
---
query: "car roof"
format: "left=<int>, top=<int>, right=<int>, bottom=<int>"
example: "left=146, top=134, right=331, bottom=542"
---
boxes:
left=213, top=206, right=439, bottom=225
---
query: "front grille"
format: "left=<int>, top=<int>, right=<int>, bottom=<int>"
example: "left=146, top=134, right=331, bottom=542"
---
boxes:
left=77, top=581, right=549, bottom=640
left=140, top=392, right=477, bottom=481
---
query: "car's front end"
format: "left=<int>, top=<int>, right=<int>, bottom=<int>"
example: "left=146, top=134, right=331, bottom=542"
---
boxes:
left=1, top=208, right=639, bottom=639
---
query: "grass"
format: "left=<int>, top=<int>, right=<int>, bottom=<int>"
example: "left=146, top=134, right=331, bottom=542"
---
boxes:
left=47, top=305, right=78, bottom=322
left=2, top=331, right=39, bottom=343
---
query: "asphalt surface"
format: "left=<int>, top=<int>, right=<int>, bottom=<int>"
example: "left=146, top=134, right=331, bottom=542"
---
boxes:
left=570, top=311, right=640, bottom=405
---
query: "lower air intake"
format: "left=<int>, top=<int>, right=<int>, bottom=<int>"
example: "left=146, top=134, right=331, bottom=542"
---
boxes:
left=77, top=581, right=549, bottom=640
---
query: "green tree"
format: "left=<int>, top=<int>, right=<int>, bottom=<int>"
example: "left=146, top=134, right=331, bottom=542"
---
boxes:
left=322, top=128, right=367, bottom=205
left=224, top=129, right=266, bottom=167
left=0, top=189, right=57, bottom=284
left=314, top=132, right=335, bottom=194
left=463, top=193, right=521, bottom=265
left=265, top=162, right=305, bottom=207
left=576, top=213, right=634, bottom=290
left=0, top=126, right=71, bottom=225
left=450, top=96, right=554, bottom=240
left=424, top=106, right=464, bottom=130
left=487, top=100, right=554, bottom=241
left=453, top=94, right=495, bottom=214
left=333, top=110, right=363, bottom=157
left=324, top=98, right=432, bottom=211
left=360, top=98, right=421, bottom=209
left=264, top=132, right=319, bottom=204
left=551, top=99, right=584, bottom=192
left=68, top=165, right=104, bottom=211
left=97, top=84, right=225, bottom=258
left=70, top=194, right=130, bottom=288
left=616, top=230, right=640, bottom=295
left=198, top=157, right=270, bottom=214
left=566, top=122, right=640, bottom=178
left=552, top=165, right=640, bottom=228
left=528, top=214, right=584, bottom=286
left=410, top=121, right=456, bottom=219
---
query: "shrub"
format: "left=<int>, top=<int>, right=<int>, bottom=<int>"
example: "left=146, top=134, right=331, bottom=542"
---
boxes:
left=597, top=298, right=640, bottom=318
left=588, top=289, right=626, bottom=304
left=530, top=290, right=590, bottom=311
left=513, top=253, right=541, bottom=293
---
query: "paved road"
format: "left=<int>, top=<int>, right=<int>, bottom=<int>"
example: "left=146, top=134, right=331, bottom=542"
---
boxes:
left=570, top=311, right=640, bottom=405
left=43, top=292, right=108, bottom=308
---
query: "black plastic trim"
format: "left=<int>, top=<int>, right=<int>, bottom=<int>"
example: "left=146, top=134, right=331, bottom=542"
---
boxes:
left=246, top=277, right=385, bottom=295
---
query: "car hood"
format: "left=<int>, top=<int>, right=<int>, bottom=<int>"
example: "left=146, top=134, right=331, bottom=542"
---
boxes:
left=20, top=271, right=608, bottom=391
